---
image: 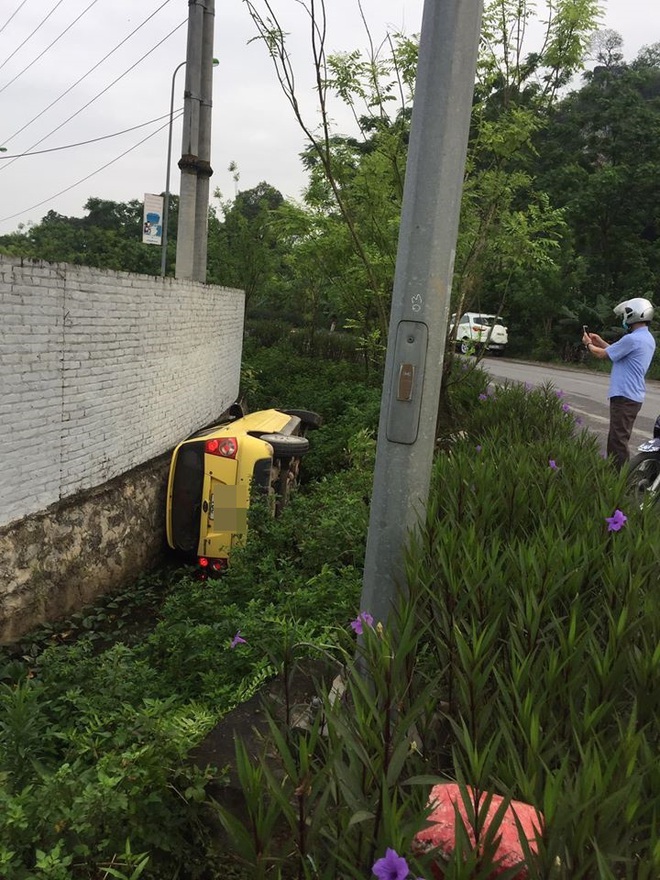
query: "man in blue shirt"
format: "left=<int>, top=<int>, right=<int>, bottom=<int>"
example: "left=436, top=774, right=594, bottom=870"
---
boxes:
left=582, top=297, right=656, bottom=469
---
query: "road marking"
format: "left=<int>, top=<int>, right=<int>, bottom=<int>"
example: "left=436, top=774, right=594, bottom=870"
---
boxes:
left=567, top=403, right=608, bottom=425
left=567, top=403, right=647, bottom=441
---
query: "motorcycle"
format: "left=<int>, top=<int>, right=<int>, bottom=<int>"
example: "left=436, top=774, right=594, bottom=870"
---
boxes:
left=627, top=415, right=660, bottom=504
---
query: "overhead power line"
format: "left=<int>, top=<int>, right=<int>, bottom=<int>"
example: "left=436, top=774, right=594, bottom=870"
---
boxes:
left=0, top=111, right=183, bottom=225
left=0, top=0, right=102, bottom=97
left=0, top=0, right=30, bottom=38
left=1, top=0, right=178, bottom=147
left=0, top=109, right=182, bottom=158
left=0, top=0, right=68, bottom=73
left=0, top=17, right=186, bottom=174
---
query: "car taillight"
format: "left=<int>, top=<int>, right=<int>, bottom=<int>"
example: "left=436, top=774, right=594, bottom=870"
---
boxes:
left=205, top=436, right=238, bottom=458
left=197, top=556, right=227, bottom=576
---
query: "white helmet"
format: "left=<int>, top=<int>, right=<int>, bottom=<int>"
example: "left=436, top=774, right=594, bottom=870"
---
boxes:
left=613, top=297, right=654, bottom=324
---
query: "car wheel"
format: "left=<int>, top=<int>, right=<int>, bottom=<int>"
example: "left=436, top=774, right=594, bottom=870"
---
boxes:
left=272, top=455, right=302, bottom=516
left=627, top=452, right=660, bottom=506
left=281, top=409, right=323, bottom=429
left=260, top=433, right=310, bottom=457
left=459, top=338, right=471, bottom=355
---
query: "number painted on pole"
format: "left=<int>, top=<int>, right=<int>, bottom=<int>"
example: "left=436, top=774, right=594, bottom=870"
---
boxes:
left=411, top=293, right=423, bottom=312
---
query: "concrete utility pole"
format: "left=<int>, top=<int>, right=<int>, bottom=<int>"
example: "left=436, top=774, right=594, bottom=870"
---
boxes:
left=359, top=0, right=484, bottom=626
left=175, top=0, right=216, bottom=282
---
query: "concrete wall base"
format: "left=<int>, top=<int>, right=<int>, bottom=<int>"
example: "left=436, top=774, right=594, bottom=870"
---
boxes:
left=0, top=455, right=172, bottom=645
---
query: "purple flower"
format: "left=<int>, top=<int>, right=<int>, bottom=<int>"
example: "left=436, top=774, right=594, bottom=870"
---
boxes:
left=350, top=611, right=374, bottom=635
left=372, top=848, right=410, bottom=880
left=476, top=444, right=482, bottom=453
left=549, top=459, right=558, bottom=470
left=556, top=389, right=565, bottom=398
left=562, top=403, right=570, bottom=413
left=230, top=631, right=247, bottom=649
left=606, top=509, right=627, bottom=532
left=478, top=393, right=488, bottom=401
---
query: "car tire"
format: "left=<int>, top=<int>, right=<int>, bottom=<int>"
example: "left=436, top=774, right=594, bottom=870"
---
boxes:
left=627, top=452, right=660, bottom=506
left=459, top=339, right=471, bottom=355
left=260, top=433, right=310, bottom=457
left=281, top=409, right=323, bottom=429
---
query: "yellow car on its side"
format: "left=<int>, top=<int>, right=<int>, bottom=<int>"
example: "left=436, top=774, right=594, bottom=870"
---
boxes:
left=166, top=406, right=321, bottom=575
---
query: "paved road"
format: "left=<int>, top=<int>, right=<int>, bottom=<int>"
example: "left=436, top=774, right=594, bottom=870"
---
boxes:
left=480, top=356, right=660, bottom=455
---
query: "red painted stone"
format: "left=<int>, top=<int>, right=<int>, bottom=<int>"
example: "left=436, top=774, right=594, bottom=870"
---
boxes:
left=413, top=783, right=543, bottom=879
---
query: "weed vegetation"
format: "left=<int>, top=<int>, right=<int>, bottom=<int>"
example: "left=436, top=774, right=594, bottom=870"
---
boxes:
left=0, top=335, right=658, bottom=879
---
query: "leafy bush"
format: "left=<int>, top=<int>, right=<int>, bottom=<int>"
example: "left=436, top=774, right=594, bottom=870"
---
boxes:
left=0, top=663, right=219, bottom=879
left=218, top=383, right=660, bottom=879
left=411, top=384, right=660, bottom=877
left=213, top=600, right=434, bottom=880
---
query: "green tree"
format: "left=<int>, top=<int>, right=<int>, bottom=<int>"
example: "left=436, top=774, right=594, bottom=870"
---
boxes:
left=208, top=180, right=293, bottom=312
left=244, top=1, right=418, bottom=340
left=537, top=39, right=660, bottom=313
left=0, top=197, right=173, bottom=276
left=244, top=0, right=601, bottom=362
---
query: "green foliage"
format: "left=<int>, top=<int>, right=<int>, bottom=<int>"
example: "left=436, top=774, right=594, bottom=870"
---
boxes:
left=409, top=383, right=660, bottom=876
left=241, top=335, right=383, bottom=480
left=0, top=663, right=219, bottom=879
left=241, top=0, right=606, bottom=356
left=0, top=198, right=169, bottom=276
left=214, top=603, right=434, bottom=879
left=534, top=42, right=660, bottom=347
left=208, top=182, right=291, bottom=308
left=218, top=381, right=659, bottom=879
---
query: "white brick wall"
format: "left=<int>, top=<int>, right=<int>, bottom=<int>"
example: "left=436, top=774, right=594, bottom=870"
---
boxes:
left=0, top=257, right=244, bottom=528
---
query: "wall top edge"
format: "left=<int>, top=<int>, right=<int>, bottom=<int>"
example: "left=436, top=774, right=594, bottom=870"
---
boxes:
left=0, top=255, right=244, bottom=294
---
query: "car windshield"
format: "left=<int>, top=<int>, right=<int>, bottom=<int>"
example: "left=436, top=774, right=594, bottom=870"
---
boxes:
left=475, top=315, right=496, bottom=326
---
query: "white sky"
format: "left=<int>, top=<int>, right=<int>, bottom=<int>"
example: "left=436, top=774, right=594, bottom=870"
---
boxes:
left=0, top=0, right=657, bottom=236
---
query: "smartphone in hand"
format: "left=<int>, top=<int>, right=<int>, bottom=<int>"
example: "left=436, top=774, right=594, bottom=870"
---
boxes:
left=583, top=324, right=590, bottom=348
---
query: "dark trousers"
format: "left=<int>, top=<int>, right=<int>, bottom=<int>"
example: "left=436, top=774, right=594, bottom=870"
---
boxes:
left=608, top=396, right=642, bottom=470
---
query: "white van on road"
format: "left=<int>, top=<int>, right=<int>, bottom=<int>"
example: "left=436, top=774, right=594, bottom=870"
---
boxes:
left=450, top=312, right=508, bottom=355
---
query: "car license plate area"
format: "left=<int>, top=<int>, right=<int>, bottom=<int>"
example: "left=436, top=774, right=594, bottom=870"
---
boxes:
left=208, top=484, right=248, bottom=532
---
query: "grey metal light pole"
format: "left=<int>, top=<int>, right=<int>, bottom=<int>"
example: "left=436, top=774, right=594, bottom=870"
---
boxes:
left=359, top=0, right=484, bottom=627
left=160, top=60, right=186, bottom=278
